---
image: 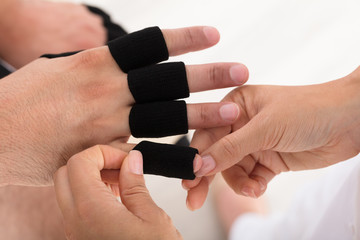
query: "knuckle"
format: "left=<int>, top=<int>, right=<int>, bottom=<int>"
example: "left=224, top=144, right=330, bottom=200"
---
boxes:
left=74, top=50, right=106, bottom=68
left=198, top=104, right=211, bottom=123
left=183, top=28, right=196, bottom=49
left=121, top=184, right=149, bottom=199
left=220, top=136, right=238, bottom=159
left=208, top=65, right=221, bottom=86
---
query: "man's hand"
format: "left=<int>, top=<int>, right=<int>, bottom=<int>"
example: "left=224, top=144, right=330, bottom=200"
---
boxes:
left=0, top=0, right=106, bottom=68
left=0, top=26, right=249, bottom=186
left=184, top=67, right=360, bottom=210
left=54, top=145, right=183, bottom=240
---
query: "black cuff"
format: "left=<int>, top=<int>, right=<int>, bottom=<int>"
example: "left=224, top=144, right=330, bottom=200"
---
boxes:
left=133, top=141, right=198, bottom=180
left=108, top=27, right=169, bottom=73
left=129, top=100, right=188, bottom=138
left=128, top=62, right=189, bottom=103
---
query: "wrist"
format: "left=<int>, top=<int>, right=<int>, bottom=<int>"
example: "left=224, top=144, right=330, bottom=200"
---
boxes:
left=328, top=66, right=360, bottom=151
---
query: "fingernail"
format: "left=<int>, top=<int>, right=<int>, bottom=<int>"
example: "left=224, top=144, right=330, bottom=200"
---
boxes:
left=230, top=64, right=248, bottom=84
left=241, top=187, right=257, bottom=198
left=219, top=103, right=239, bottom=121
left=128, top=150, right=143, bottom=175
left=195, top=155, right=216, bottom=177
left=203, top=26, right=220, bottom=44
left=193, top=154, right=202, bottom=173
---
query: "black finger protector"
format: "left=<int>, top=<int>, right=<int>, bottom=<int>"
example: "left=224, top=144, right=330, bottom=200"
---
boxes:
left=133, top=141, right=198, bottom=180
left=129, top=101, right=188, bottom=138
left=128, top=62, right=189, bottom=103
left=107, top=27, right=169, bottom=73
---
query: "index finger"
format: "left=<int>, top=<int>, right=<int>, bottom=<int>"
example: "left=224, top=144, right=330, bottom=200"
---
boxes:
left=162, top=26, right=220, bottom=56
left=66, top=145, right=128, bottom=206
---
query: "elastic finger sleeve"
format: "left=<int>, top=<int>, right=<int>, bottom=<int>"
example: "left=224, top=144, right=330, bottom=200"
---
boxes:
left=129, top=100, right=188, bottom=138
left=133, top=141, right=198, bottom=180
left=128, top=62, right=189, bottom=103
left=107, top=27, right=169, bottom=73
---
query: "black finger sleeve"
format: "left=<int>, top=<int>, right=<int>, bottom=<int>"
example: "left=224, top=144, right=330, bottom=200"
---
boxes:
left=133, top=141, right=198, bottom=180
left=128, top=62, right=189, bottom=103
left=129, top=101, right=188, bottom=138
left=107, top=27, right=169, bottom=73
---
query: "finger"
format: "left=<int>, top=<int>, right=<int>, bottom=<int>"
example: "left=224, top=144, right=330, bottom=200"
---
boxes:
left=109, top=140, right=135, bottom=153
left=187, top=102, right=240, bottom=129
left=101, top=169, right=119, bottom=184
left=162, top=26, right=220, bottom=56
left=120, top=102, right=239, bottom=137
left=195, top=115, right=266, bottom=177
left=190, top=126, right=232, bottom=153
left=186, top=175, right=215, bottom=211
left=249, top=163, right=276, bottom=196
left=119, top=150, right=160, bottom=221
left=53, top=166, right=74, bottom=219
left=187, top=63, right=249, bottom=93
left=67, top=145, right=128, bottom=207
left=182, top=177, right=202, bottom=191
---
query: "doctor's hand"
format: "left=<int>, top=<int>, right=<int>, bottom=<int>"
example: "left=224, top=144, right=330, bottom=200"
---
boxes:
left=54, top=145, right=182, bottom=240
left=184, top=67, right=360, bottom=210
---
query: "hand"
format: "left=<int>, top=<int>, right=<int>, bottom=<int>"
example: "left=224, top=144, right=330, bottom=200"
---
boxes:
left=183, top=67, right=360, bottom=210
left=0, top=26, right=249, bottom=186
left=0, top=0, right=106, bottom=68
left=54, top=145, right=182, bottom=240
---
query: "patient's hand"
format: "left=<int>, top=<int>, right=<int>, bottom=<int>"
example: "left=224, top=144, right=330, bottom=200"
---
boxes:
left=54, top=145, right=183, bottom=240
left=0, top=26, right=248, bottom=186
left=0, top=0, right=106, bottom=68
left=184, top=67, right=360, bottom=210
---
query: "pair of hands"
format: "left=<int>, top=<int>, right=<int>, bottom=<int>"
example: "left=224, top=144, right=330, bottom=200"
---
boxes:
left=54, top=66, right=360, bottom=239
left=184, top=67, right=360, bottom=210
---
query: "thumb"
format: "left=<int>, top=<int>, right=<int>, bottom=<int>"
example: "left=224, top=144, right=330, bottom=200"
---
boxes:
left=119, top=150, right=160, bottom=221
left=195, top=116, right=266, bottom=177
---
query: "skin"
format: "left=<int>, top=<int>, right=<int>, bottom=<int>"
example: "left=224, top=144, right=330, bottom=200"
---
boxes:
left=184, top=66, right=360, bottom=210
left=0, top=26, right=249, bottom=186
left=0, top=0, right=106, bottom=69
left=54, top=145, right=184, bottom=240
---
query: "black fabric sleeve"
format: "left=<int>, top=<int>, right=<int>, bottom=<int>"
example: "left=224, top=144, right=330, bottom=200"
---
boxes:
left=128, top=62, right=189, bottom=103
left=107, top=27, right=169, bottom=73
left=133, top=141, right=198, bottom=180
left=129, top=100, right=188, bottom=138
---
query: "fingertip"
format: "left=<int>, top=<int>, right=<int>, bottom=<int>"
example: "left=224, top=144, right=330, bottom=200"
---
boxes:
left=128, top=150, right=143, bottom=175
left=203, top=26, right=220, bottom=45
left=229, top=64, right=249, bottom=85
left=219, top=102, right=240, bottom=122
